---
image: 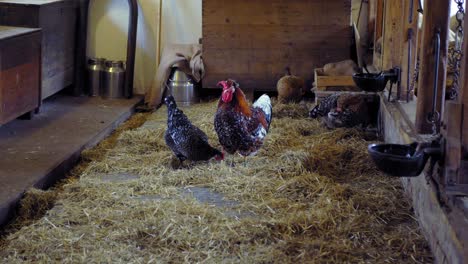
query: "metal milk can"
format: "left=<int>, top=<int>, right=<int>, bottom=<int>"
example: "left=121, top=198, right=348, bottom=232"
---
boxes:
left=167, top=67, right=199, bottom=106
left=102, top=60, right=126, bottom=99
left=86, top=58, right=105, bottom=96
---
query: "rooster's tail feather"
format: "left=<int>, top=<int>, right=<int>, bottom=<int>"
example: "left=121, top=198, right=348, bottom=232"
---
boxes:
left=253, top=94, right=272, bottom=128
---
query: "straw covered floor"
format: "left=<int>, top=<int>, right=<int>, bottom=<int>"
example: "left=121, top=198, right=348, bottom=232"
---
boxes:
left=0, top=100, right=432, bottom=263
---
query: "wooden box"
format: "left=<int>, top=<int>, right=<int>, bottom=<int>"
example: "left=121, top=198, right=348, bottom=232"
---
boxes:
left=314, top=68, right=358, bottom=91
left=0, top=0, right=77, bottom=99
left=0, top=26, right=42, bottom=126
left=202, top=0, right=352, bottom=91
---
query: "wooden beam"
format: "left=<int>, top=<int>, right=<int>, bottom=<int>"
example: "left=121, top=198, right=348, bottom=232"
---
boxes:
left=372, top=0, right=384, bottom=69
left=368, top=0, right=376, bottom=45
left=415, top=0, right=451, bottom=134
left=399, top=0, right=419, bottom=101
left=382, top=0, right=404, bottom=98
left=460, top=3, right=468, bottom=149
left=357, top=0, right=370, bottom=51
left=442, top=101, right=462, bottom=185
left=374, top=0, right=384, bottom=41
left=457, top=6, right=468, bottom=184
left=382, top=0, right=404, bottom=70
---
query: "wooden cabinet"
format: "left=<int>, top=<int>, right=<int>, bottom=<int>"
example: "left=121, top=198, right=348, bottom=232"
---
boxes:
left=202, top=0, right=352, bottom=91
left=0, top=26, right=42, bottom=126
left=0, top=0, right=77, bottom=99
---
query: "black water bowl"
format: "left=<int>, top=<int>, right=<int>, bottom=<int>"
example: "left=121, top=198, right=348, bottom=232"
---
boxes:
left=367, top=143, right=430, bottom=177
left=352, top=73, right=387, bottom=92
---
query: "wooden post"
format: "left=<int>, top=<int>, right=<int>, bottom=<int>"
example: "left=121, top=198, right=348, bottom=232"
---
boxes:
left=442, top=101, right=463, bottom=188
left=461, top=6, right=468, bottom=153
left=382, top=0, right=404, bottom=70
left=372, top=0, right=384, bottom=69
left=414, top=0, right=451, bottom=134
left=368, top=0, right=376, bottom=45
left=381, top=0, right=404, bottom=98
left=456, top=7, right=468, bottom=184
left=374, top=0, right=384, bottom=42
left=399, top=0, right=419, bottom=101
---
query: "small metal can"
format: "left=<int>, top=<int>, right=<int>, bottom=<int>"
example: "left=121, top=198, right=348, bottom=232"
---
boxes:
left=86, top=58, right=105, bottom=96
left=167, top=67, right=199, bottom=106
left=102, top=60, right=126, bottom=99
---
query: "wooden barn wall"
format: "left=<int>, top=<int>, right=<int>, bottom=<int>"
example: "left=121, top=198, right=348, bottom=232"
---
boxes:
left=202, top=0, right=352, bottom=91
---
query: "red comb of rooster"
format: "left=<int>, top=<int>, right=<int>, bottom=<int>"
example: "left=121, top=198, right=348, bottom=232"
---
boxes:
left=217, top=79, right=239, bottom=90
left=217, top=80, right=229, bottom=89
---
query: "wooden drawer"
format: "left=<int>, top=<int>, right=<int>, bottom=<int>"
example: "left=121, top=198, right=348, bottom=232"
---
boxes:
left=0, top=26, right=42, bottom=126
left=0, top=0, right=77, bottom=99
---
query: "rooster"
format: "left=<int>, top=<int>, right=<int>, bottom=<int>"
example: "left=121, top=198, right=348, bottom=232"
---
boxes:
left=214, top=79, right=272, bottom=157
left=164, top=95, right=223, bottom=163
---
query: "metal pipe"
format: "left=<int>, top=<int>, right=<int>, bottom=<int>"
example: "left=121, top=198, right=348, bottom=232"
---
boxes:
left=432, top=30, right=440, bottom=117
left=125, top=0, right=138, bottom=98
left=417, top=0, right=423, bottom=14
left=407, top=28, right=413, bottom=102
left=157, top=0, right=163, bottom=66
left=74, top=0, right=91, bottom=96
left=428, top=28, right=441, bottom=132
left=396, top=75, right=401, bottom=101
left=388, top=82, right=393, bottom=102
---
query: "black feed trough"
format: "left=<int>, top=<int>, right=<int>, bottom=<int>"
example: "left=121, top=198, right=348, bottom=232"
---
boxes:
left=352, top=73, right=387, bottom=92
left=367, top=143, right=437, bottom=177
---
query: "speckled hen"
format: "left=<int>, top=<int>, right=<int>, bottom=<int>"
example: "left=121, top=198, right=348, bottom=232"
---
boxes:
left=164, top=95, right=223, bottom=163
left=214, top=79, right=272, bottom=157
left=325, top=94, right=370, bottom=128
left=309, top=93, right=340, bottom=118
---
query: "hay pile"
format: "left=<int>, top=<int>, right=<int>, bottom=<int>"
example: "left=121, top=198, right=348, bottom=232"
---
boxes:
left=0, top=101, right=432, bottom=263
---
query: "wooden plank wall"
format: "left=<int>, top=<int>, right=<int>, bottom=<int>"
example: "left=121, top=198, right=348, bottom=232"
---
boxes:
left=202, top=0, right=352, bottom=91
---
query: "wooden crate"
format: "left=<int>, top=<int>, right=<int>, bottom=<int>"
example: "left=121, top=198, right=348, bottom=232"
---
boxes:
left=314, top=67, right=358, bottom=91
left=0, top=0, right=77, bottom=99
left=0, top=26, right=42, bottom=126
left=202, top=0, right=352, bottom=91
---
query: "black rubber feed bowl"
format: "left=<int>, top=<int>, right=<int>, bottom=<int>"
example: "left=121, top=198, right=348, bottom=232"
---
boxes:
left=368, top=143, right=429, bottom=177
left=352, top=73, right=386, bottom=92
